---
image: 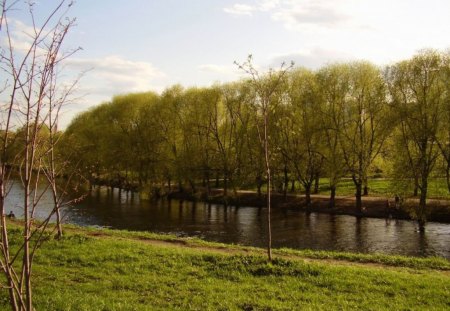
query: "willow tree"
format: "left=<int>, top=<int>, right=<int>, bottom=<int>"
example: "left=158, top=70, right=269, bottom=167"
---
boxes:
left=219, top=82, right=254, bottom=195
left=236, top=55, right=292, bottom=261
left=316, top=65, right=349, bottom=207
left=387, top=50, right=448, bottom=231
left=434, top=51, right=450, bottom=192
left=278, top=68, right=323, bottom=206
left=330, top=62, right=391, bottom=213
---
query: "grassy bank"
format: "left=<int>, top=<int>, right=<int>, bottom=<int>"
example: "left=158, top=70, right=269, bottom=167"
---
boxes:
left=1, top=224, right=449, bottom=310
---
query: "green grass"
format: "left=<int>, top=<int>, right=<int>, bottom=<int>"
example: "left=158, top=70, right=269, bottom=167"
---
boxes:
left=244, top=178, right=450, bottom=199
left=1, top=225, right=449, bottom=310
left=314, top=178, right=450, bottom=199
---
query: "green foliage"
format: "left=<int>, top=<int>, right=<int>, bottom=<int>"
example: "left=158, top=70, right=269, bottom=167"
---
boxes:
left=58, top=50, right=450, bottom=225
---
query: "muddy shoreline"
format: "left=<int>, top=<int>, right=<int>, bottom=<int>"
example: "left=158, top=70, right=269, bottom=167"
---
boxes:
left=167, top=189, right=450, bottom=224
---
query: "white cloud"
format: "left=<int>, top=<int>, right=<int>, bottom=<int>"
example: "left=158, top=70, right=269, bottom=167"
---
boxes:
left=223, top=4, right=255, bottom=16
left=273, top=4, right=349, bottom=29
left=223, top=1, right=362, bottom=31
left=66, top=55, right=166, bottom=95
left=1, top=18, right=53, bottom=55
left=224, top=1, right=349, bottom=24
left=258, top=0, right=280, bottom=11
left=224, top=1, right=281, bottom=16
left=57, top=55, right=167, bottom=128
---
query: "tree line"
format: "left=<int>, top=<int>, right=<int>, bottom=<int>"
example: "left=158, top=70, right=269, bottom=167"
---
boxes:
left=57, top=50, right=450, bottom=232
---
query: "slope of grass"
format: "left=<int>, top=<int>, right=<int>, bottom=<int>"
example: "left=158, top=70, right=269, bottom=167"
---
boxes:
left=1, top=225, right=449, bottom=310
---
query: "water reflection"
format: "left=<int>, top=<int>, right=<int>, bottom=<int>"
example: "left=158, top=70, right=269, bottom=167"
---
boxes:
left=5, top=184, right=450, bottom=259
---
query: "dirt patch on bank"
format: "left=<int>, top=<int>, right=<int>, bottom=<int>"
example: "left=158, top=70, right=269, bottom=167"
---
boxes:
left=168, top=189, right=450, bottom=223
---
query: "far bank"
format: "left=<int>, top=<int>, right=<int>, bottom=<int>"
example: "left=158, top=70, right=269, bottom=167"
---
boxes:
left=166, top=188, right=450, bottom=224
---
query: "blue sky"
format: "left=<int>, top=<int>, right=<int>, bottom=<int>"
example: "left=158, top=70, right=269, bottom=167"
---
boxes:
left=5, top=0, right=450, bottom=127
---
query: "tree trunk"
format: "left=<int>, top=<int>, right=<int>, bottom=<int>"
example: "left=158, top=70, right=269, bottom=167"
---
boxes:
left=1, top=210, right=18, bottom=310
left=313, top=174, right=319, bottom=194
left=446, top=164, right=450, bottom=193
left=363, top=176, right=368, bottom=196
left=205, top=175, right=211, bottom=198
left=263, top=109, right=272, bottom=262
left=188, top=179, right=196, bottom=194
left=304, top=183, right=312, bottom=207
left=413, top=176, right=419, bottom=197
left=290, top=179, right=295, bottom=192
left=363, top=185, right=369, bottom=196
left=223, top=172, right=228, bottom=197
left=417, top=178, right=428, bottom=232
left=283, top=165, right=288, bottom=201
left=55, top=206, right=63, bottom=239
left=355, top=182, right=362, bottom=214
left=256, top=175, right=263, bottom=199
left=329, top=185, right=336, bottom=208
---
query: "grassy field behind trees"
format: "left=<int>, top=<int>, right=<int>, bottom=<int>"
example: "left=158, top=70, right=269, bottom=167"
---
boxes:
left=39, top=49, right=450, bottom=230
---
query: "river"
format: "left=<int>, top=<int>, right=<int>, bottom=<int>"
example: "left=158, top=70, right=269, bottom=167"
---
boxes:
left=5, top=184, right=450, bottom=259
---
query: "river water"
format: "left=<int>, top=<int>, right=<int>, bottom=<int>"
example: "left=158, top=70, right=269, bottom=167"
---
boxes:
left=5, top=184, right=450, bottom=259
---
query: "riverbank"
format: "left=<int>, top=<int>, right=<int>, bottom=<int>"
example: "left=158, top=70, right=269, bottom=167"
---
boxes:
left=168, top=189, right=450, bottom=223
left=1, top=223, right=449, bottom=310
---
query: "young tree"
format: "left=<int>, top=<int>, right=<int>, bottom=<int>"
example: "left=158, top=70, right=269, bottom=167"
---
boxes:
left=235, top=55, right=292, bottom=261
left=0, top=1, right=79, bottom=309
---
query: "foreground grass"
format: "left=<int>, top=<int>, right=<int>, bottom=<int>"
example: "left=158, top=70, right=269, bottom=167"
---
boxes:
left=1, top=226, right=449, bottom=310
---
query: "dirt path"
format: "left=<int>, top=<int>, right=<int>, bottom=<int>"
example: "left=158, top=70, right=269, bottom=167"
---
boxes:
left=84, top=230, right=450, bottom=275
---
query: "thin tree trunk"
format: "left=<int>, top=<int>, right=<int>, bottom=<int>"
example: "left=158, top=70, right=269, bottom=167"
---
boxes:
left=55, top=203, right=63, bottom=239
left=413, top=176, right=419, bottom=197
left=363, top=185, right=368, bottom=196
left=223, top=172, right=228, bottom=197
left=418, top=177, right=428, bottom=232
left=355, top=182, right=362, bottom=214
left=205, top=172, right=211, bottom=198
left=329, top=185, right=336, bottom=208
left=1, top=209, right=18, bottom=310
left=24, top=166, right=32, bottom=310
left=446, top=164, right=450, bottom=193
left=304, top=183, right=312, bottom=207
left=263, top=110, right=272, bottom=262
left=256, top=176, right=262, bottom=199
left=313, top=174, right=319, bottom=194
left=283, top=164, right=288, bottom=201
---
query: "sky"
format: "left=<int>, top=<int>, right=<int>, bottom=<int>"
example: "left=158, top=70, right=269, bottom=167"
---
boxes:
left=4, top=0, right=450, bottom=127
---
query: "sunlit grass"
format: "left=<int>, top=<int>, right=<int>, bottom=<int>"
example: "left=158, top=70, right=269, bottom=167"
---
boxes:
left=1, top=225, right=448, bottom=310
left=283, top=178, right=450, bottom=199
